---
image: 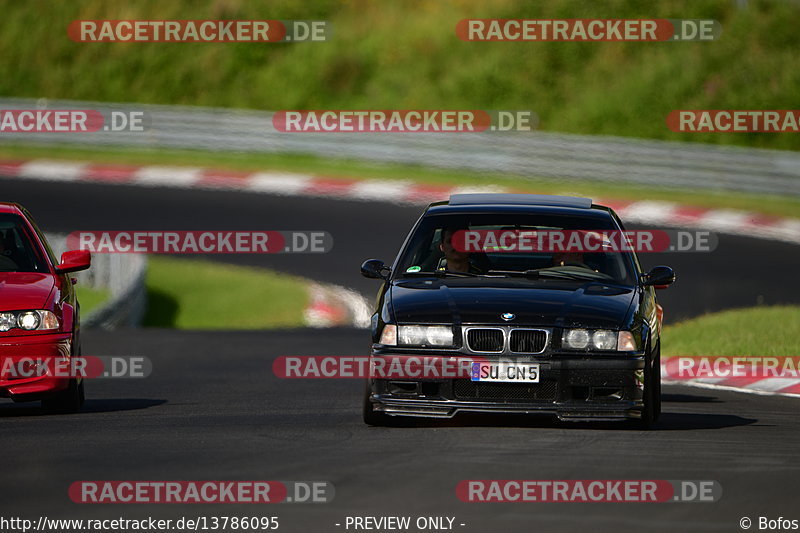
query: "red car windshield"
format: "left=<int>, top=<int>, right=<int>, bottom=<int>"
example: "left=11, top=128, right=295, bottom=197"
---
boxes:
left=0, top=214, right=49, bottom=273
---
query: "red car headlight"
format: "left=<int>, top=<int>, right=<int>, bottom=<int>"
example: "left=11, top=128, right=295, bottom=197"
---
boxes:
left=0, top=310, right=60, bottom=332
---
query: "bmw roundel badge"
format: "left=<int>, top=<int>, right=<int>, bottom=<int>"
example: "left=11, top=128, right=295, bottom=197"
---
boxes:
left=501, top=312, right=515, bottom=321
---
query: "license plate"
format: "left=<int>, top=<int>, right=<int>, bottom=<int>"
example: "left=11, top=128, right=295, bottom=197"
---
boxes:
left=471, top=362, right=540, bottom=383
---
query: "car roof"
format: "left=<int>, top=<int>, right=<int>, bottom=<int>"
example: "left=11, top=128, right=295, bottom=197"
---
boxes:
left=0, top=202, right=24, bottom=215
left=450, top=193, right=592, bottom=209
left=425, top=193, right=614, bottom=218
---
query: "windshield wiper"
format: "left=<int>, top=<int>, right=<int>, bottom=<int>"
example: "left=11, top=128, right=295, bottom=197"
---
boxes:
left=488, top=269, right=610, bottom=281
left=399, top=270, right=480, bottom=278
left=487, top=270, right=535, bottom=278
left=433, top=269, right=479, bottom=278
left=538, top=269, right=614, bottom=281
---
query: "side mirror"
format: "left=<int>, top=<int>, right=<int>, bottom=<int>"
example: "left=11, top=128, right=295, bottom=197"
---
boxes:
left=642, top=266, right=675, bottom=289
left=55, top=250, right=91, bottom=274
left=361, top=259, right=389, bottom=280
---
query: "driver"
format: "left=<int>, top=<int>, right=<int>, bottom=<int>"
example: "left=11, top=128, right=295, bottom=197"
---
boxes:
left=437, top=227, right=484, bottom=274
left=552, top=251, right=585, bottom=267
left=0, top=232, right=18, bottom=270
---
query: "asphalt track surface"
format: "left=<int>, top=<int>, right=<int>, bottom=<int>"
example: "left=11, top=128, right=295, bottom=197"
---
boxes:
left=1, top=179, right=800, bottom=532
left=4, top=180, right=800, bottom=321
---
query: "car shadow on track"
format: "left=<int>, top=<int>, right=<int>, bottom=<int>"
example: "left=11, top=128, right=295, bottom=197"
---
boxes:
left=662, top=393, right=722, bottom=403
left=369, top=388, right=756, bottom=430
left=369, top=390, right=754, bottom=431
left=370, top=411, right=756, bottom=431
left=649, top=412, right=756, bottom=430
left=0, top=398, right=166, bottom=417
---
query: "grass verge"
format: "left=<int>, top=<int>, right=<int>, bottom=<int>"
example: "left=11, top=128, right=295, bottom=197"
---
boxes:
left=2, top=143, right=799, bottom=218
left=2, top=0, right=799, bottom=150
left=662, top=305, right=800, bottom=357
left=75, top=286, right=111, bottom=316
left=142, top=256, right=309, bottom=329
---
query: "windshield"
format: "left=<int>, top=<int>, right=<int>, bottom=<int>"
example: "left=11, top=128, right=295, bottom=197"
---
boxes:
left=0, top=214, right=50, bottom=273
left=394, top=212, right=638, bottom=284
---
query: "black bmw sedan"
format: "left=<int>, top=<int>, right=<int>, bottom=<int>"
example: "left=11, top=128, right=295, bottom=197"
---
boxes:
left=360, top=193, right=675, bottom=428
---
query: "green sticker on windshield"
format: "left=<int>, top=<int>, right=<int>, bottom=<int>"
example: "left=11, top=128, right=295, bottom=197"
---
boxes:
left=406, top=266, right=421, bottom=272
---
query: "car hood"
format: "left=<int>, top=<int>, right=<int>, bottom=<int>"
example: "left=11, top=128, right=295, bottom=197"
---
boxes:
left=390, top=278, right=636, bottom=328
left=0, top=272, right=55, bottom=311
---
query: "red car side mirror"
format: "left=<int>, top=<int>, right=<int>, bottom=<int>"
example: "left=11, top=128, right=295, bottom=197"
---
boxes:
left=55, top=250, right=91, bottom=274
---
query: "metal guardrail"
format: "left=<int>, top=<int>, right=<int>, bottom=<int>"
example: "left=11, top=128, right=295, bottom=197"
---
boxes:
left=47, top=234, right=147, bottom=329
left=1, top=97, right=798, bottom=196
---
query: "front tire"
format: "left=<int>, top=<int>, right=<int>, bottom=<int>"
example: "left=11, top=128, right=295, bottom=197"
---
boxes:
left=362, top=381, right=392, bottom=426
left=636, top=342, right=661, bottom=429
left=42, top=336, right=85, bottom=414
left=653, top=342, right=662, bottom=421
left=42, top=378, right=84, bottom=414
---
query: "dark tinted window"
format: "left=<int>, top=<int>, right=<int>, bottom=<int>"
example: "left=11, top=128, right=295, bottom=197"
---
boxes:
left=0, top=213, right=49, bottom=273
left=395, top=212, right=637, bottom=284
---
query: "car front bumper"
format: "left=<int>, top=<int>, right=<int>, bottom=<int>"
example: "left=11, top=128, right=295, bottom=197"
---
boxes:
left=367, top=352, right=647, bottom=421
left=0, top=332, right=73, bottom=401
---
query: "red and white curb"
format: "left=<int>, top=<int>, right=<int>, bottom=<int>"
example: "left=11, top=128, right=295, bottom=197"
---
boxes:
left=1, top=158, right=798, bottom=244
left=2, top=158, right=799, bottom=398
left=662, top=358, right=800, bottom=399
left=304, top=282, right=371, bottom=328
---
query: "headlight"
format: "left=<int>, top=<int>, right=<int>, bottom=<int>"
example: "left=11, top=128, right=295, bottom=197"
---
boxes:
left=0, top=312, right=16, bottom=332
left=18, top=311, right=40, bottom=330
left=397, top=325, right=454, bottom=347
left=563, top=328, right=590, bottom=349
left=592, top=330, right=617, bottom=350
left=0, top=310, right=59, bottom=332
left=563, top=328, right=631, bottom=351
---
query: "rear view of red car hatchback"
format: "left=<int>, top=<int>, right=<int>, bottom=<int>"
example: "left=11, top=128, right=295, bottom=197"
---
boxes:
left=0, top=202, right=91, bottom=413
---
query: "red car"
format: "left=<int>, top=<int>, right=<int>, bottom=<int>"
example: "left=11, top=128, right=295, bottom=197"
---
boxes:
left=0, top=202, right=91, bottom=412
